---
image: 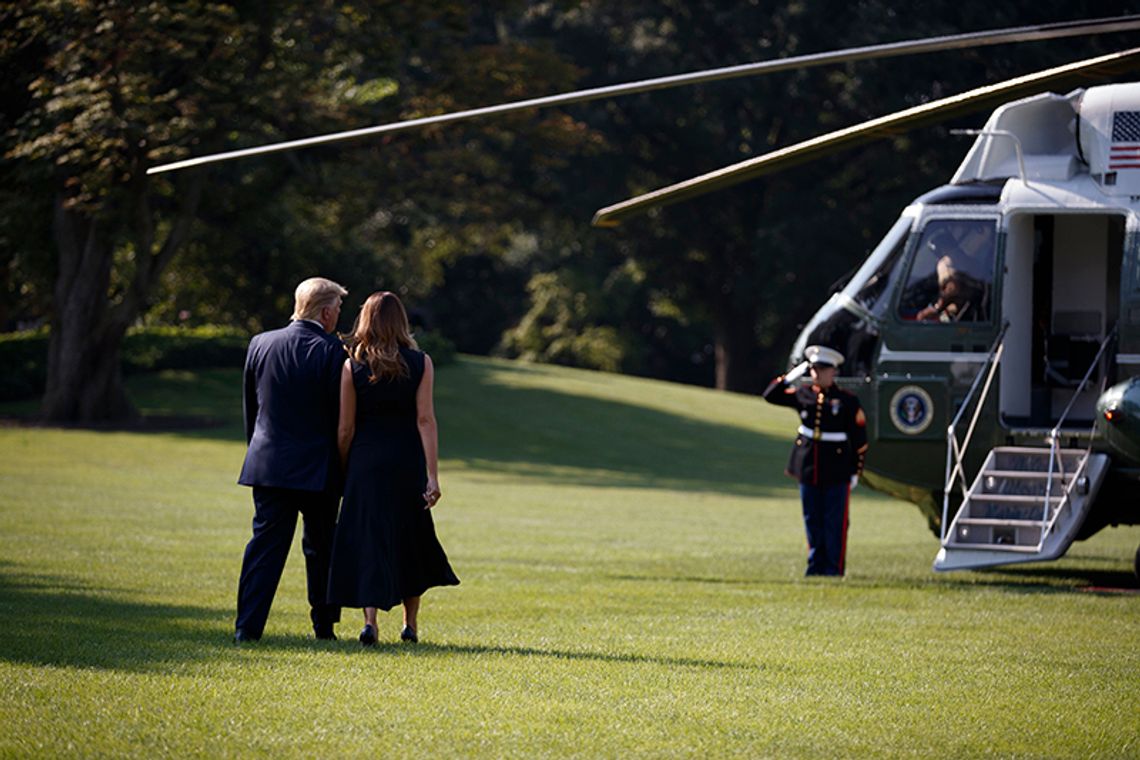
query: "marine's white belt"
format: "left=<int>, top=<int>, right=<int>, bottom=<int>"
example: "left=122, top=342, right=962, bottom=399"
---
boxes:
left=797, top=425, right=847, bottom=442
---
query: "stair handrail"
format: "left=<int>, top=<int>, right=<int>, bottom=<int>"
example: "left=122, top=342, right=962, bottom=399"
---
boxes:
left=941, top=321, right=1011, bottom=543
left=1040, top=325, right=1117, bottom=546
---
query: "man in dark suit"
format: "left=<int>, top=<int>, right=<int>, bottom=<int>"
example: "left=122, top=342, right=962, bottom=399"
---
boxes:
left=235, top=277, right=348, bottom=642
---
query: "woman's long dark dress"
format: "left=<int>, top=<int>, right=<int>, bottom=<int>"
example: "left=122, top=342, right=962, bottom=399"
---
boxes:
left=328, top=348, right=458, bottom=610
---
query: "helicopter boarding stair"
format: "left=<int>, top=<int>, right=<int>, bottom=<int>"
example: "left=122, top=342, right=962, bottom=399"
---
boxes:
left=933, top=325, right=1114, bottom=571
left=934, top=446, right=1109, bottom=570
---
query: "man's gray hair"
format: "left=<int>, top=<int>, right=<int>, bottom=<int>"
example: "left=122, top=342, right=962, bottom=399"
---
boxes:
left=292, top=277, right=348, bottom=321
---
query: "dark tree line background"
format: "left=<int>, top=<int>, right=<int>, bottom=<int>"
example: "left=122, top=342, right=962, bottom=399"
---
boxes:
left=2, top=0, right=1137, bottom=421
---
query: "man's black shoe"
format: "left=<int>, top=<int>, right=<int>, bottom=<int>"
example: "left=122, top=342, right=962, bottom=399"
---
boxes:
left=313, top=625, right=337, bottom=641
left=234, top=628, right=260, bottom=643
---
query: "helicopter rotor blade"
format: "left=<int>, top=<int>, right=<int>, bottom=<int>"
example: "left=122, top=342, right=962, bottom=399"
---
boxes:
left=591, top=47, right=1140, bottom=228
left=147, top=15, right=1140, bottom=175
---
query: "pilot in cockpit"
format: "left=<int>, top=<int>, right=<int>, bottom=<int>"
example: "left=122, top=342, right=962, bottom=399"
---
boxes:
left=915, top=227, right=990, bottom=322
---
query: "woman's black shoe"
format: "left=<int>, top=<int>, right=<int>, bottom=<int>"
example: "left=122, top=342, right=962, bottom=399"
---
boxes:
left=400, top=625, right=418, bottom=643
left=359, top=624, right=377, bottom=647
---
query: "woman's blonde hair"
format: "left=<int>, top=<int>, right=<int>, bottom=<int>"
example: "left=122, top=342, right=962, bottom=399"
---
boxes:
left=348, top=291, right=419, bottom=382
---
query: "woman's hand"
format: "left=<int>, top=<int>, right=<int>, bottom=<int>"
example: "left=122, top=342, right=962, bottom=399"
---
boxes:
left=423, top=476, right=441, bottom=509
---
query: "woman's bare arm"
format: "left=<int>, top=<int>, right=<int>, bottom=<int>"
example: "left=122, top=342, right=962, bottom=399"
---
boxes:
left=415, top=354, right=440, bottom=508
left=337, top=359, right=356, bottom=468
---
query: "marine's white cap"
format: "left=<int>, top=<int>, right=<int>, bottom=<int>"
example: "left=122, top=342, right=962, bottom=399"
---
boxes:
left=805, top=345, right=844, bottom=368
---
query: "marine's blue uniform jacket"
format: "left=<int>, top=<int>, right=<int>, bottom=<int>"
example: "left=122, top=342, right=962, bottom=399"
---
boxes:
left=762, top=377, right=868, bottom=486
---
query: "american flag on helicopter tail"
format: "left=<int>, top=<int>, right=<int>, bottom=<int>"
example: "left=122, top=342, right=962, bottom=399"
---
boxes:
left=1110, top=111, right=1140, bottom=169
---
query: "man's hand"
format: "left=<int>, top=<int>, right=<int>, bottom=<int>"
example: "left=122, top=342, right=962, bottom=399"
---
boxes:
left=784, top=360, right=810, bottom=383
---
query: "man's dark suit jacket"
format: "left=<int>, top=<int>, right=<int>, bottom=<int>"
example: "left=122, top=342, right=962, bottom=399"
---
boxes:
left=238, top=320, right=344, bottom=492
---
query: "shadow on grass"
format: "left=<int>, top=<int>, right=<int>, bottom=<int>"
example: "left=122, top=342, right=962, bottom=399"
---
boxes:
left=0, top=564, right=758, bottom=673
left=961, top=564, right=1139, bottom=593
left=599, top=571, right=891, bottom=588
left=405, top=641, right=761, bottom=670
left=255, top=636, right=761, bottom=670
left=604, top=571, right=937, bottom=591
left=0, top=567, right=234, bottom=672
left=608, top=564, right=1139, bottom=594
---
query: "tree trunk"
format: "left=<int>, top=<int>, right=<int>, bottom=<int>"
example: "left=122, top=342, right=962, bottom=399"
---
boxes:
left=41, top=169, right=203, bottom=423
left=41, top=197, right=136, bottom=423
left=42, top=321, right=135, bottom=423
left=712, top=299, right=761, bottom=393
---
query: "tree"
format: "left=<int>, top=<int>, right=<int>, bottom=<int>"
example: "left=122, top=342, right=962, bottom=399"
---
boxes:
left=144, top=5, right=604, bottom=348
left=6, top=1, right=593, bottom=420
left=4, top=2, right=290, bottom=420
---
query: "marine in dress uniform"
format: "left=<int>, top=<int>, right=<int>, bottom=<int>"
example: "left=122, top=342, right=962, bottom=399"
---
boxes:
left=762, top=346, right=868, bottom=576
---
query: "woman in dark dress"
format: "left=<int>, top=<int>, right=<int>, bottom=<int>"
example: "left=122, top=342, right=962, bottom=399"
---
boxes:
left=328, top=291, right=459, bottom=646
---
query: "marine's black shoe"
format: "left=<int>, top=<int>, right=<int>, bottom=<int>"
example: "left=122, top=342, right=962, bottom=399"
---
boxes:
left=234, top=628, right=261, bottom=643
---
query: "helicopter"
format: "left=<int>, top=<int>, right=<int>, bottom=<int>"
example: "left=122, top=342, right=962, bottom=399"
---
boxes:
left=149, top=16, right=1140, bottom=576
left=589, top=48, right=1140, bottom=577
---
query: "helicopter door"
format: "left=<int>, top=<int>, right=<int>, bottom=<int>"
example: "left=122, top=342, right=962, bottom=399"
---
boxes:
left=1000, top=213, right=1123, bottom=427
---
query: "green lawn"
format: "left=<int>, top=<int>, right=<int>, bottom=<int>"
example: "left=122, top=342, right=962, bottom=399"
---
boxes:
left=1, top=357, right=1137, bottom=758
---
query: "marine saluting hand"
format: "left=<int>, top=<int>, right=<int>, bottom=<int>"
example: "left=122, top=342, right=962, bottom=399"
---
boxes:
left=784, top=360, right=810, bottom=383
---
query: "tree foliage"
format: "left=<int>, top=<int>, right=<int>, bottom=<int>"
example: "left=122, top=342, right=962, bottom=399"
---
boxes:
left=4, top=1, right=1140, bottom=418
left=2, top=1, right=601, bottom=420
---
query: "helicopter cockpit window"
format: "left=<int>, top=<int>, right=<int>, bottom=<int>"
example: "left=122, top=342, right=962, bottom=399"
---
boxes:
left=843, top=215, right=912, bottom=320
left=897, top=219, right=996, bottom=323
left=791, top=216, right=914, bottom=377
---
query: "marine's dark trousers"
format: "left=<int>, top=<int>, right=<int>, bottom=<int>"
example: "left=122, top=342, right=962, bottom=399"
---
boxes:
left=236, top=486, right=341, bottom=637
left=799, top=481, right=850, bottom=576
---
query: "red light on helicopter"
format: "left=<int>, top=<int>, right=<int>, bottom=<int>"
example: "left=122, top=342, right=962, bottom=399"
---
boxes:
left=1105, top=408, right=1118, bottom=423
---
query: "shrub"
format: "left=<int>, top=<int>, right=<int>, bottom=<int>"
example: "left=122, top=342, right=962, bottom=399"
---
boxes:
left=414, top=330, right=457, bottom=367
left=122, top=325, right=249, bottom=373
left=0, top=328, right=49, bottom=402
left=0, top=326, right=249, bottom=402
left=498, top=271, right=633, bottom=373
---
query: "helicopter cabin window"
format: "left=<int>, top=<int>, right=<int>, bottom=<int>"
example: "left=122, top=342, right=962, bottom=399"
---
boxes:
left=897, top=219, right=996, bottom=323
